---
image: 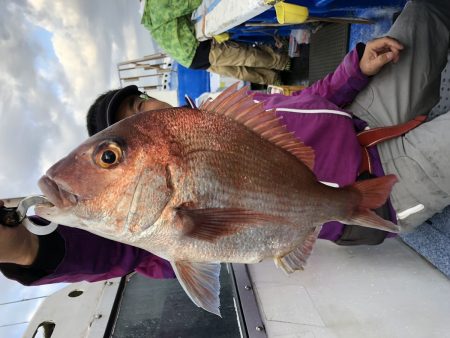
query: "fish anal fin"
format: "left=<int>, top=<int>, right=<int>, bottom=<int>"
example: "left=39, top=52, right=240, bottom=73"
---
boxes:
left=171, top=261, right=222, bottom=316
left=199, top=83, right=315, bottom=171
left=177, top=207, right=283, bottom=242
left=275, top=226, right=321, bottom=274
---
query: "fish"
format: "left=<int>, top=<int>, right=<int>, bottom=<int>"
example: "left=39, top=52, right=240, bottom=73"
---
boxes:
left=36, top=84, right=399, bottom=316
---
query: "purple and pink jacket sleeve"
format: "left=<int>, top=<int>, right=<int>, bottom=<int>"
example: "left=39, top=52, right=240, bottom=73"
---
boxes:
left=296, top=47, right=368, bottom=107
left=253, top=48, right=369, bottom=109
left=32, top=226, right=175, bottom=285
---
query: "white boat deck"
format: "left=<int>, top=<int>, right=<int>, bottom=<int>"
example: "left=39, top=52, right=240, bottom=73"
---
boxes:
left=248, top=238, right=450, bottom=338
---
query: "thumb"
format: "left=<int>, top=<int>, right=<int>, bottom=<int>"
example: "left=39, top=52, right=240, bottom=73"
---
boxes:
left=375, top=52, right=394, bottom=67
left=365, top=52, right=393, bottom=76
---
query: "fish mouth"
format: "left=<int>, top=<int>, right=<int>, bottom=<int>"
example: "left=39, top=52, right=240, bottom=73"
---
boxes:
left=38, top=175, right=78, bottom=209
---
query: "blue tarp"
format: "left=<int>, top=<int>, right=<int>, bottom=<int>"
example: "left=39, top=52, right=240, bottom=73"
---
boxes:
left=175, top=63, right=210, bottom=105
left=228, top=0, right=407, bottom=44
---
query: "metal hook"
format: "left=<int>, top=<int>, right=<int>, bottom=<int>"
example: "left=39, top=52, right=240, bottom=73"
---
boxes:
left=16, top=196, right=58, bottom=236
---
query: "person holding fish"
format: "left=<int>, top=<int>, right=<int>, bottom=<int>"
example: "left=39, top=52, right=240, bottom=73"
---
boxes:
left=1, top=0, right=449, bottom=316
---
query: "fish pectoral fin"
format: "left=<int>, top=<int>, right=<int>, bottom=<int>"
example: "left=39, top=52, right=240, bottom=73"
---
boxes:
left=171, top=261, right=222, bottom=316
left=275, top=226, right=321, bottom=274
left=177, top=207, right=282, bottom=242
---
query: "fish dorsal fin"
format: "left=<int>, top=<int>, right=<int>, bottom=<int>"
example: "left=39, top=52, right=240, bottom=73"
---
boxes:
left=200, top=83, right=315, bottom=171
left=171, top=261, right=222, bottom=316
left=275, top=225, right=321, bottom=274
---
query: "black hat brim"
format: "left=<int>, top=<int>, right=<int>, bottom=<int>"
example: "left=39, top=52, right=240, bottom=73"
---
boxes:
left=106, top=85, right=142, bottom=126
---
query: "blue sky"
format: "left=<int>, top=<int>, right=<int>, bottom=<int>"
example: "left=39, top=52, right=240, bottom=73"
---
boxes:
left=0, top=1, right=158, bottom=336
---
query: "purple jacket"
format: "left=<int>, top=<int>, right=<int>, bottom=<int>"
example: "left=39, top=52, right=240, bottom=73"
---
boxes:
left=30, top=47, right=389, bottom=286
left=30, top=226, right=175, bottom=285
left=253, top=48, right=391, bottom=241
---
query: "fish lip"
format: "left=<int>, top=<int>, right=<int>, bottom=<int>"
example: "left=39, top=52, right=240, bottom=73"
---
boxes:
left=38, top=175, right=78, bottom=209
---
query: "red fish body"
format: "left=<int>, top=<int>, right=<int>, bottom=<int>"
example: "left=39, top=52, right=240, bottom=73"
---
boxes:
left=37, top=85, right=398, bottom=315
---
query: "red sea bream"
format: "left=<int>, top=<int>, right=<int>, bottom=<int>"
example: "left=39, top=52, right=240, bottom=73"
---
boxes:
left=37, top=84, right=398, bottom=315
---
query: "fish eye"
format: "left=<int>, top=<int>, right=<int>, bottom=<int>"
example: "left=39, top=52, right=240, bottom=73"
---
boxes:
left=93, top=141, right=124, bottom=169
left=101, top=150, right=117, bottom=164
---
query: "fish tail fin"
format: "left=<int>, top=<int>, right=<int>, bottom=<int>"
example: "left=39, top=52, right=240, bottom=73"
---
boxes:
left=354, top=174, right=397, bottom=210
left=346, top=174, right=400, bottom=233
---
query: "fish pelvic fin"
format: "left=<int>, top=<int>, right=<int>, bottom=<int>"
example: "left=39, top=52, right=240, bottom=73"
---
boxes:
left=177, top=207, right=285, bottom=242
left=346, top=174, right=400, bottom=233
left=275, top=226, right=321, bottom=274
left=171, top=261, right=222, bottom=316
left=199, top=83, right=315, bottom=171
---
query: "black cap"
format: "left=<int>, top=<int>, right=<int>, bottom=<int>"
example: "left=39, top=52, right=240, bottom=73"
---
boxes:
left=87, top=85, right=142, bottom=136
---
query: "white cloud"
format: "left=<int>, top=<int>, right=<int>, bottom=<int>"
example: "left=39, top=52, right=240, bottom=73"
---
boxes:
left=0, top=0, right=158, bottom=198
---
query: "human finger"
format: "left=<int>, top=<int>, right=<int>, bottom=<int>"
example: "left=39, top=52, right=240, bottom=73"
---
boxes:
left=381, top=47, right=400, bottom=63
left=391, top=49, right=401, bottom=63
left=0, top=200, right=4, bottom=227
left=370, top=36, right=404, bottom=51
left=372, top=51, right=395, bottom=70
left=373, top=44, right=401, bottom=64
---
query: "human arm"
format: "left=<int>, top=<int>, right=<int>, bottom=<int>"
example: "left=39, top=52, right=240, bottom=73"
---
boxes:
left=0, top=225, right=42, bottom=281
left=0, top=200, right=38, bottom=266
left=0, top=216, right=175, bottom=286
left=297, top=37, right=403, bottom=107
left=359, top=36, right=403, bottom=76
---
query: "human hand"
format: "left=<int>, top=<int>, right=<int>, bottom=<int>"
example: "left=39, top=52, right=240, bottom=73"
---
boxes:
left=0, top=200, right=39, bottom=265
left=359, top=36, right=404, bottom=76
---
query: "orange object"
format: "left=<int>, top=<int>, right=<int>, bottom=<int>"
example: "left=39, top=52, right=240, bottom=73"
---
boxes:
left=358, top=115, right=427, bottom=173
